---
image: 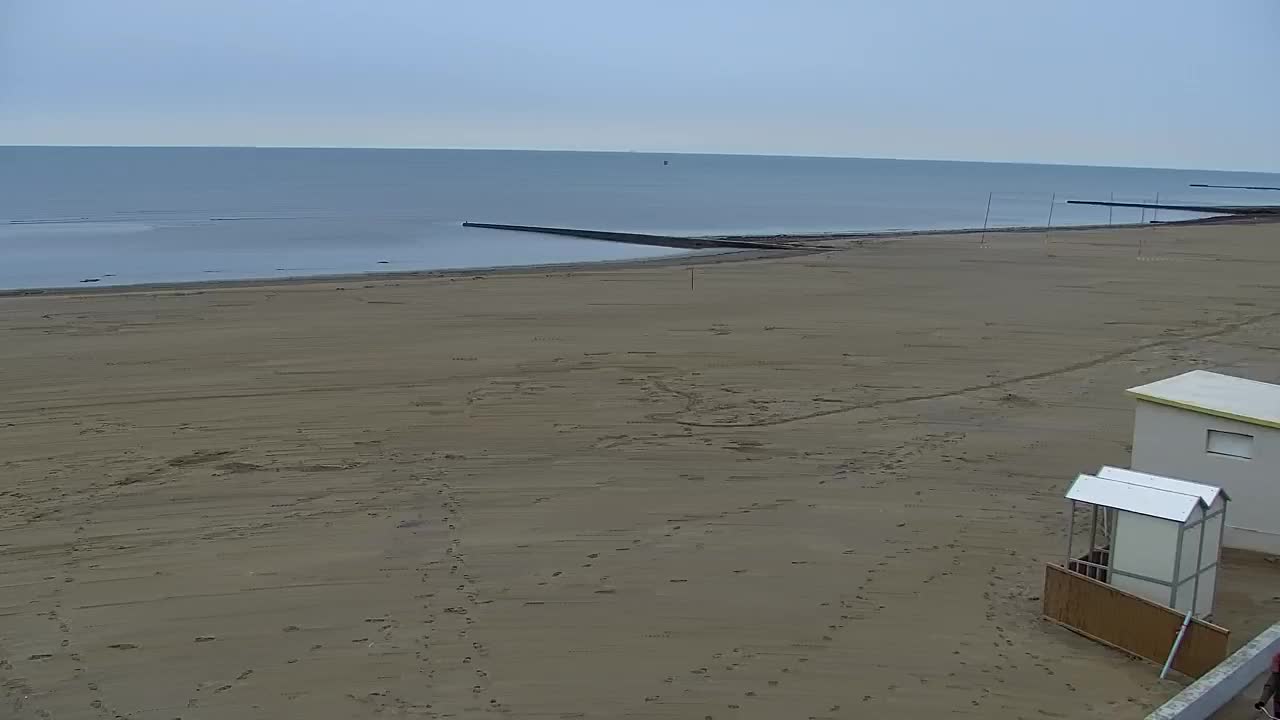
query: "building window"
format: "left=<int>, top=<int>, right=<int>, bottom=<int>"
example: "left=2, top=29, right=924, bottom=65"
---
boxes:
left=1206, top=429, right=1253, bottom=459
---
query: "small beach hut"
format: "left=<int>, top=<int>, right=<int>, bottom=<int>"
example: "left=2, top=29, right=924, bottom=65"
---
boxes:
left=1063, top=466, right=1227, bottom=618
left=1128, top=370, right=1280, bottom=554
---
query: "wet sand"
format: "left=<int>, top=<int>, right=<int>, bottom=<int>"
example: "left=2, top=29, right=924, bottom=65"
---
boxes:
left=2, top=221, right=1279, bottom=719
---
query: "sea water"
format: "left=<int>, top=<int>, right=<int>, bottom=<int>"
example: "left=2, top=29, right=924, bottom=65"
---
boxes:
left=2, top=146, right=1277, bottom=289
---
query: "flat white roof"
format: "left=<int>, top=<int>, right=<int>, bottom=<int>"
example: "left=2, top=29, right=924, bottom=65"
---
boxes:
left=1066, top=473, right=1207, bottom=523
left=1127, top=370, right=1280, bottom=430
left=1096, top=466, right=1229, bottom=506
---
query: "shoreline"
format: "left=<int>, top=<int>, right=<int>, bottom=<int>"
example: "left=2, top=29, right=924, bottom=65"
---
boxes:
left=1, top=213, right=1264, bottom=299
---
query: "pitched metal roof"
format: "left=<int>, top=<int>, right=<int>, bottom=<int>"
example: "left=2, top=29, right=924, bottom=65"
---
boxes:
left=1096, top=466, right=1229, bottom=506
left=1066, top=473, right=1207, bottom=523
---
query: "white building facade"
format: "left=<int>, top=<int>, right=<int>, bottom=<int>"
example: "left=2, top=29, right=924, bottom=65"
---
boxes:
left=1129, top=370, right=1280, bottom=555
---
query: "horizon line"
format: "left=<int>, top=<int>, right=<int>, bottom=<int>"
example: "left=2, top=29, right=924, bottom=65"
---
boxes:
left=3, top=143, right=1277, bottom=176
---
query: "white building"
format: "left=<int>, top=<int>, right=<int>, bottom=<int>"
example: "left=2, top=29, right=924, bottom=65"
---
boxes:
left=1128, top=370, right=1280, bottom=554
left=1064, top=467, right=1226, bottom=618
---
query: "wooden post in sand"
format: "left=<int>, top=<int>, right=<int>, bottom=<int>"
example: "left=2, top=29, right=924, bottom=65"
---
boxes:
left=980, top=191, right=993, bottom=246
left=1108, top=192, right=1114, bottom=226
left=1044, top=192, right=1056, bottom=252
left=690, top=268, right=695, bottom=291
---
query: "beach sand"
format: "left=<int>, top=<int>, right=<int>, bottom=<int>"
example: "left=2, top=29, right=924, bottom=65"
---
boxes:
left=2, top=221, right=1279, bottom=719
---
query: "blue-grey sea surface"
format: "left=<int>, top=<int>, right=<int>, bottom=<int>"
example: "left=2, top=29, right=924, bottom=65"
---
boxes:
left=3, top=146, right=1277, bottom=289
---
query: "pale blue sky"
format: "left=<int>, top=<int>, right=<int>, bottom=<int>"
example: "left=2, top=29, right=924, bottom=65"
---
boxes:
left=2, top=1, right=1277, bottom=171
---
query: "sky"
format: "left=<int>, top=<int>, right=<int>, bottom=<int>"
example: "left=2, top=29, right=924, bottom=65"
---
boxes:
left=2, top=1, right=1278, bottom=171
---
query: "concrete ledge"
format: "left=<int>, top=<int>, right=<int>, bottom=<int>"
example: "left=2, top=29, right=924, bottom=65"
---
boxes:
left=1147, top=620, right=1280, bottom=720
left=1224, top=526, right=1280, bottom=556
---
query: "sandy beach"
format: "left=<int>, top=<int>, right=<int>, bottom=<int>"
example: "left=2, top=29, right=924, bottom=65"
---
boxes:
left=2, top=220, right=1279, bottom=719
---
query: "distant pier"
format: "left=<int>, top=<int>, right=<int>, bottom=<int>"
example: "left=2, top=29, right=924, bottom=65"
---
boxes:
left=1189, top=183, right=1280, bottom=192
left=1065, top=200, right=1280, bottom=216
left=461, top=222, right=824, bottom=251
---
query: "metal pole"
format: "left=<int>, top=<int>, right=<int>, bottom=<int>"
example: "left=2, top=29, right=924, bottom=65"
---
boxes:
left=1065, top=500, right=1075, bottom=568
left=1212, top=508, right=1227, bottom=616
left=1170, top=525, right=1185, bottom=608
left=690, top=268, right=694, bottom=291
left=1045, top=192, right=1056, bottom=253
left=1105, top=509, right=1119, bottom=581
left=1153, top=192, right=1160, bottom=223
left=980, top=191, right=993, bottom=246
left=1160, top=610, right=1193, bottom=680
left=1192, top=507, right=1206, bottom=617
left=1108, top=192, right=1114, bottom=226
left=1088, top=505, right=1099, bottom=579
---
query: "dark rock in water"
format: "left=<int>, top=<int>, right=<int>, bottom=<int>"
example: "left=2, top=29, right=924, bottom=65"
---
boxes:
left=377, top=261, right=390, bottom=264
left=80, top=278, right=100, bottom=283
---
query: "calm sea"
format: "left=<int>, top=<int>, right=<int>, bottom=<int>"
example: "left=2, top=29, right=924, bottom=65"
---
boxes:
left=2, top=146, right=1278, bottom=290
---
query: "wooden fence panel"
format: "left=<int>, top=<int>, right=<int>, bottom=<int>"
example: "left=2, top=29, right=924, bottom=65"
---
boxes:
left=1042, top=563, right=1229, bottom=678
